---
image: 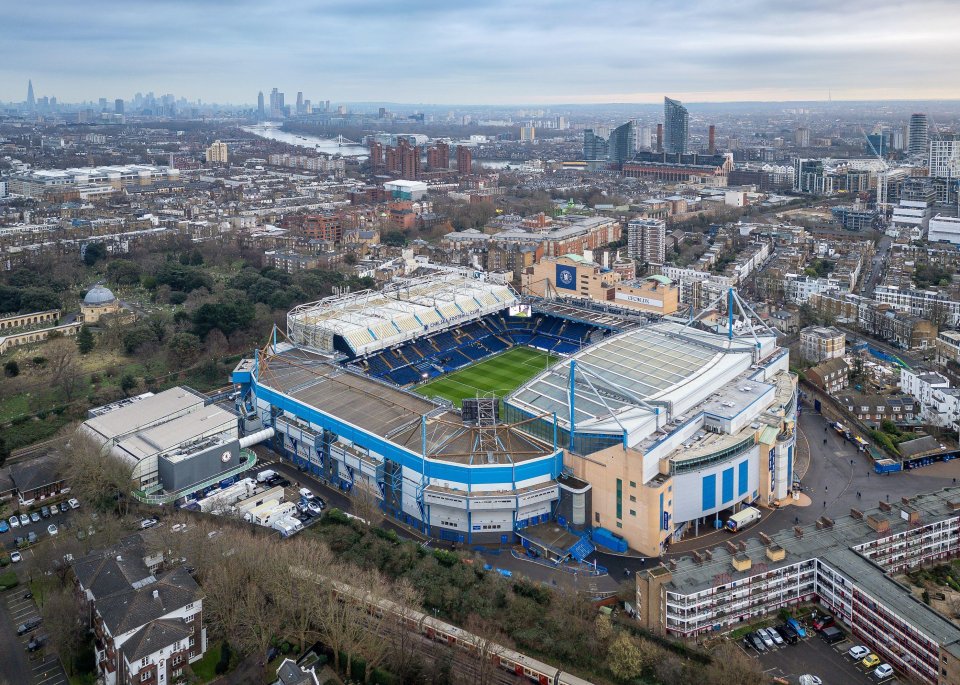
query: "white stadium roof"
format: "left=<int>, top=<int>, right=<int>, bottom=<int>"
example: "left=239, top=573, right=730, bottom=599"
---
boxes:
left=287, top=274, right=517, bottom=357
left=507, top=321, right=774, bottom=444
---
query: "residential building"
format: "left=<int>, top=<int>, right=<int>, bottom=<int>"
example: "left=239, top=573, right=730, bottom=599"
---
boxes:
left=608, top=121, right=636, bottom=165
left=298, top=214, right=343, bottom=242
left=806, top=357, right=850, bottom=395
left=9, top=453, right=67, bottom=507
left=205, top=140, right=228, bottom=165
left=799, top=325, right=845, bottom=363
left=456, top=145, right=472, bottom=174
left=583, top=129, right=609, bottom=161
left=929, top=215, right=960, bottom=245
left=834, top=391, right=915, bottom=426
left=72, top=535, right=207, bottom=685
left=663, top=97, right=688, bottom=155
left=427, top=142, right=449, bottom=170
left=794, top=127, right=811, bottom=148
left=935, top=331, right=960, bottom=369
left=874, top=285, right=960, bottom=327
left=627, top=218, right=666, bottom=265
left=519, top=126, right=535, bottom=142
left=930, top=134, right=960, bottom=181
left=635, top=488, right=960, bottom=685
left=909, top=113, right=929, bottom=157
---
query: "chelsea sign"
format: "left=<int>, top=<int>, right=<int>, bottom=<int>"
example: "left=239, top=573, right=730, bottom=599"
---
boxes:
left=556, top=264, right=577, bottom=290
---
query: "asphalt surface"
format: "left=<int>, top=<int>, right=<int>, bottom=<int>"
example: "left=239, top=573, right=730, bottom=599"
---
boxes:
left=861, top=235, right=891, bottom=298
left=0, top=585, right=68, bottom=685
left=3, top=507, right=76, bottom=552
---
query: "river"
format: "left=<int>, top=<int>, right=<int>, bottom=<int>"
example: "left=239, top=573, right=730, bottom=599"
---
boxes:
left=242, top=124, right=368, bottom=157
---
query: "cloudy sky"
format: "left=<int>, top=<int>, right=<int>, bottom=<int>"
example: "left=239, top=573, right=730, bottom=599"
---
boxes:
left=2, top=0, right=959, bottom=105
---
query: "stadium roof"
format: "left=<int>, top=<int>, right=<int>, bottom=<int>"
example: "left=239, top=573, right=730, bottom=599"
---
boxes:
left=256, top=348, right=554, bottom=465
left=507, top=321, right=767, bottom=443
left=286, top=274, right=517, bottom=357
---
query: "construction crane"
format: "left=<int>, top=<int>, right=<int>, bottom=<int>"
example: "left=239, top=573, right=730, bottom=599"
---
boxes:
left=861, top=125, right=891, bottom=225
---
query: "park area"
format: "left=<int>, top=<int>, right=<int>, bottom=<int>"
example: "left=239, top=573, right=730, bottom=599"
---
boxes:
left=415, top=346, right=558, bottom=407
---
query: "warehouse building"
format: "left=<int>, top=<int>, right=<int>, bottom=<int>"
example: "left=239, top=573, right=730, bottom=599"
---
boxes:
left=636, top=488, right=960, bottom=685
left=79, top=387, right=265, bottom=504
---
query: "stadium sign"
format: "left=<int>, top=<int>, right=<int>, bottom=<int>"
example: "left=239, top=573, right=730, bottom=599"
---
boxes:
left=556, top=264, right=577, bottom=290
left=615, top=292, right=662, bottom=307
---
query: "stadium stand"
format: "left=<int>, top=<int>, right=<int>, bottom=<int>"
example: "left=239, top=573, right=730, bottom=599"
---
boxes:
left=349, top=310, right=607, bottom=386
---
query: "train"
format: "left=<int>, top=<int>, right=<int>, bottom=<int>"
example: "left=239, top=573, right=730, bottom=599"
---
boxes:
left=291, top=566, right=594, bottom=685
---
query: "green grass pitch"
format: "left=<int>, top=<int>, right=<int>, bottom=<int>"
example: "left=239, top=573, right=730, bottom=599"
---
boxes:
left=415, top=346, right=559, bottom=407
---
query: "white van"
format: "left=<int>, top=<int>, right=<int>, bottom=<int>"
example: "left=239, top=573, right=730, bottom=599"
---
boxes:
left=256, top=470, right=278, bottom=483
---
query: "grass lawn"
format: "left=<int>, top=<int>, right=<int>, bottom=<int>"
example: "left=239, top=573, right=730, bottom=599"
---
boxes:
left=415, top=346, right=557, bottom=407
left=190, top=642, right=224, bottom=683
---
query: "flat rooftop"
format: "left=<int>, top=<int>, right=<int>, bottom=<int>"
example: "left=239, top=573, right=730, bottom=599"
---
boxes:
left=257, top=348, right=554, bottom=464
left=118, top=404, right=237, bottom=461
left=83, top=387, right=206, bottom=442
left=662, top=487, right=960, bottom=655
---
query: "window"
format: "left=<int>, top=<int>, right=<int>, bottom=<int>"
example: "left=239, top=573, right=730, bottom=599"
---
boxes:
left=189, top=637, right=195, bottom=647
left=185, top=614, right=194, bottom=623
left=629, top=481, right=636, bottom=488
left=185, top=603, right=194, bottom=611
left=594, top=512, right=600, bottom=523
left=616, top=522, right=622, bottom=529
left=629, top=495, right=636, bottom=503
left=140, top=672, right=151, bottom=683
left=173, top=669, right=183, bottom=678
left=141, top=658, right=148, bottom=667
left=629, top=510, right=636, bottom=517
left=189, top=651, right=195, bottom=659
left=172, top=655, right=183, bottom=665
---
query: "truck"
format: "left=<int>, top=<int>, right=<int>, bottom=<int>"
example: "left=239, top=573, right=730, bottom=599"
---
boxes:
left=244, top=500, right=297, bottom=527
left=256, top=469, right=278, bottom=483
left=235, top=486, right=285, bottom=516
left=272, top=516, right=303, bottom=538
left=725, top=506, right=761, bottom=532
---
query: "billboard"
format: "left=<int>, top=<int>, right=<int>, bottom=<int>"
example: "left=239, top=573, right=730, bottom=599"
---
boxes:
left=509, top=304, right=532, bottom=317
left=556, top=264, right=577, bottom=290
left=614, top=291, right=662, bottom=307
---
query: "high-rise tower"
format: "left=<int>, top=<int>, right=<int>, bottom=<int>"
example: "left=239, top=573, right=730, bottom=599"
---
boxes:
left=663, top=97, right=689, bottom=155
left=27, top=80, right=35, bottom=110
left=257, top=91, right=265, bottom=120
left=909, top=113, right=929, bottom=158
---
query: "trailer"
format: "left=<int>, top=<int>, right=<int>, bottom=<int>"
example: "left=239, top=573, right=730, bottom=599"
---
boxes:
left=196, top=478, right=256, bottom=513
left=272, top=516, right=303, bottom=538
left=244, top=500, right=297, bottom=527
left=235, top=486, right=285, bottom=516
left=725, top=506, right=761, bottom=532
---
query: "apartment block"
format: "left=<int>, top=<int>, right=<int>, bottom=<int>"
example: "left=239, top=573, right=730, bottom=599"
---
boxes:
left=799, top=325, right=845, bottom=363
left=636, top=488, right=960, bottom=685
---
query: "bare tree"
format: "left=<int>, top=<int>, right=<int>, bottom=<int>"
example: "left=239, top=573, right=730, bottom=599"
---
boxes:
left=58, top=433, right=133, bottom=515
left=463, top=615, right=511, bottom=685
left=271, top=537, right=333, bottom=651
left=387, top=577, right=426, bottom=679
left=313, top=563, right=370, bottom=677
left=44, top=338, right=83, bottom=402
left=41, top=586, right=87, bottom=676
left=351, top=480, right=383, bottom=527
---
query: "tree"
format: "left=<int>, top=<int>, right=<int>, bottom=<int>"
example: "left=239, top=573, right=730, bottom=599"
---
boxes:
left=607, top=633, right=645, bottom=681
left=41, top=587, right=87, bottom=676
left=0, top=436, right=8, bottom=468
left=45, top=338, right=82, bottom=402
left=106, top=259, right=142, bottom=286
left=351, top=481, right=383, bottom=527
left=463, top=615, right=511, bottom=685
left=382, top=230, right=406, bottom=247
left=82, top=242, right=107, bottom=266
left=166, top=332, right=203, bottom=369
left=75, top=326, right=95, bottom=354
left=57, top=434, right=133, bottom=514
left=191, top=302, right=255, bottom=338
left=3, top=359, right=19, bottom=377
left=120, top=373, right=137, bottom=396
left=386, top=578, right=425, bottom=680
left=594, top=614, right=613, bottom=644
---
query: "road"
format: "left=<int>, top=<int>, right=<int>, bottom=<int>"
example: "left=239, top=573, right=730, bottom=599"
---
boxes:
left=861, top=234, right=891, bottom=298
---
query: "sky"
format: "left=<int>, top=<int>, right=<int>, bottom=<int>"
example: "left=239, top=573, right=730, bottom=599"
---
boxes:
left=2, top=0, right=960, bottom=106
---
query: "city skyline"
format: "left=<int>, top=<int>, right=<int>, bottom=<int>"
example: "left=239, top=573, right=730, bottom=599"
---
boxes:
left=3, top=0, right=960, bottom=105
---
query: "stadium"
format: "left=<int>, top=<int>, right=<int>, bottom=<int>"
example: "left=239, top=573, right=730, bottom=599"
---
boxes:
left=232, top=273, right=798, bottom=556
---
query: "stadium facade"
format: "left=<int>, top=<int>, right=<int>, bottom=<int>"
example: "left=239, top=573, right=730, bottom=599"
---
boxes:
left=232, top=274, right=797, bottom=554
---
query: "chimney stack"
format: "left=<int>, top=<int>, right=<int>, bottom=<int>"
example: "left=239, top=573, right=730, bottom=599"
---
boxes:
left=708, top=125, right=716, bottom=154
left=152, top=590, right=159, bottom=600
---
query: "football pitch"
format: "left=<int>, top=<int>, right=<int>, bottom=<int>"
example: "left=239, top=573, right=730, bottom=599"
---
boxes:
left=415, top=346, right=558, bottom=407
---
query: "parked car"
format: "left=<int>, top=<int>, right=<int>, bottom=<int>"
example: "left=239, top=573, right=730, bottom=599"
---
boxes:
left=299, top=488, right=315, bottom=501
left=8, top=516, right=19, bottom=529
left=821, top=626, right=845, bottom=644
left=748, top=632, right=767, bottom=652
left=27, top=532, right=38, bottom=544
left=767, top=627, right=784, bottom=646
left=10, top=551, right=22, bottom=563
left=59, top=502, right=69, bottom=513
left=16, top=617, right=41, bottom=635
left=140, top=518, right=159, bottom=529
left=757, top=628, right=775, bottom=648
left=775, top=625, right=797, bottom=644
left=68, top=498, right=80, bottom=509
left=40, top=506, right=50, bottom=519
left=47, top=524, right=58, bottom=536
left=848, top=646, right=870, bottom=660
left=812, top=615, right=835, bottom=632
left=29, top=512, right=40, bottom=523
left=18, top=514, right=29, bottom=526
left=306, top=501, right=323, bottom=516
left=0, top=521, right=8, bottom=534
left=873, top=664, right=894, bottom=680
left=277, top=478, right=291, bottom=488
left=26, top=635, right=48, bottom=652
left=862, top=654, right=881, bottom=669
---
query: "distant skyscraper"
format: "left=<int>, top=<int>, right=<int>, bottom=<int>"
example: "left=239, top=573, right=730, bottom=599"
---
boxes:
left=583, top=129, right=609, bottom=161
left=114, top=99, right=124, bottom=114
left=909, top=113, right=929, bottom=157
left=794, top=127, right=811, bottom=148
left=257, top=91, right=265, bottom=119
left=663, top=97, right=689, bottom=155
left=296, top=91, right=303, bottom=115
left=427, top=142, right=450, bottom=169
left=26, top=80, right=35, bottom=110
left=708, top=125, right=716, bottom=154
left=929, top=135, right=960, bottom=181
left=608, top=121, right=636, bottom=165
left=519, top=126, right=536, bottom=142
left=205, top=140, right=228, bottom=165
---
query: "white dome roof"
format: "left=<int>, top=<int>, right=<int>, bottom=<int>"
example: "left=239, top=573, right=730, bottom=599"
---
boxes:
left=83, top=285, right=116, bottom=306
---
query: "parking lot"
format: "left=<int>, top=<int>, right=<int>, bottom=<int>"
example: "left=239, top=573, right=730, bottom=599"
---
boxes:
left=740, top=626, right=901, bottom=685
left=1, top=588, right=67, bottom=685
left=3, top=500, right=79, bottom=552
